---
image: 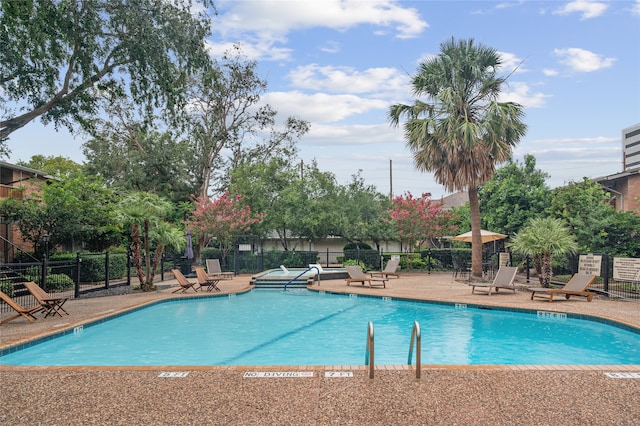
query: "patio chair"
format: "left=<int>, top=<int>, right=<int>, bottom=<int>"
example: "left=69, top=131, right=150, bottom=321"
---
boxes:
left=24, top=281, right=69, bottom=317
left=528, top=273, right=597, bottom=302
left=369, top=258, right=400, bottom=279
left=345, top=265, right=387, bottom=288
left=0, top=290, right=40, bottom=324
left=452, top=258, right=470, bottom=279
left=206, top=259, right=234, bottom=280
left=195, top=267, right=221, bottom=292
left=171, top=269, right=200, bottom=293
left=470, top=266, right=518, bottom=295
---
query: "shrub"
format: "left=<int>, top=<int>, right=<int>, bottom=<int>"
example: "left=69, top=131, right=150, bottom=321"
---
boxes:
left=342, top=259, right=367, bottom=271
left=43, top=274, right=75, bottom=292
left=343, top=242, right=372, bottom=251
left=0, top=281, right=14, bottom=297
left=79, top=253, right=127, bottom=282
left=343, top=249, right=380, bottom=270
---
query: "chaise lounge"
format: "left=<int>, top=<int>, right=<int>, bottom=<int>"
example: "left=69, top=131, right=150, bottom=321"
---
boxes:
left=24, top=281, right=69, bottom=317
left=206, top=259, right=234, bottom=280
left=528, top=273, right=597, bottom=302
left=345, top=265, right=388, bottom=288
left=369, top=258, right=400, bottom=279
left=171, top=269, right=201, bottom=293
left=469, top=266, right=518, bottom=295
left=195, top=267, right=221, bottom=292
left=0, top=290, right=41, bottom=324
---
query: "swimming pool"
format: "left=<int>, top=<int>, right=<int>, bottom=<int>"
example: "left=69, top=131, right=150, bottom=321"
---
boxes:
left=1, top=289, right=639, bottom=366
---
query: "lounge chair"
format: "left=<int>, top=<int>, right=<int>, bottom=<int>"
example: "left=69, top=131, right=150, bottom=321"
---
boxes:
left=0, top=290, right=41, bottom=324
left=171, top=269, right=200, bottom=293
left=206, top=259, right=234, bottom=279
left=24, top=281, right=69, bottom=317
left=369, top=259, right=400, bottom=279
left=470, top=266, right=518, bottom=295
left=345, top=265, right=387, bottom=288
left=195, top=267, right=220, bottom=292
left=528, top=273, right=597, bottom=302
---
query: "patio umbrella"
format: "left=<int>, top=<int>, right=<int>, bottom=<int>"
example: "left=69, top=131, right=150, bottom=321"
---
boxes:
left=452, top=229, right=507, bottom=244
left=184, top=230, right=194, bottom=260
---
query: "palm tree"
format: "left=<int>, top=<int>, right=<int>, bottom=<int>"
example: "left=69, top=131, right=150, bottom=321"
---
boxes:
left=117, top=192, right=177, bottom=291
left=509, top=217, right=578, bottom=287
left=389, top=38, right=527, bottom=279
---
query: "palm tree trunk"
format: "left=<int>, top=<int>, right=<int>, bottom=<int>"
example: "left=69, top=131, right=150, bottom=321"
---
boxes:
left=142, top=219, right=152, bottom=291
left=468, top=187, right=483, bottom=280
left=131, top=224, right=145, bottom=285
left=541, top=253, right=553, bottom=288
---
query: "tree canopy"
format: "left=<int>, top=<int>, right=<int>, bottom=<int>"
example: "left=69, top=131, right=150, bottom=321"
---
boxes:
left=0, top=0, right=214, bottom=147
left=479, top=154, right=550, bottom=237
left=389, top=37, right=527, bottom=278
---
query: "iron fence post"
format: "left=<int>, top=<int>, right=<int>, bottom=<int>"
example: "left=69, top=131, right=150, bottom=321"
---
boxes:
left=603, top=252, right=609, bottom=295
left=104, top=250, right=110, bottom=289
left=74, top=252, right=81, bottom=298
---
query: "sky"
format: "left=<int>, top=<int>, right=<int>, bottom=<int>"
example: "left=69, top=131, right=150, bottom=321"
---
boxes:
left=5, top=0, right=640, bottom=199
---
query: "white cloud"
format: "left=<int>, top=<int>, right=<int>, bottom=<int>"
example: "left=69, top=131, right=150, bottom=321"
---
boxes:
left=214, top=0, right=427, bottom=39
left=632, top=0, right=640, bottom=15
left=261, top=91, right=388, bottom=123
left=498, top=51, right=527, bottom=74
left=553, top=0, right=608, bottom=20
left=287, top=64, right=409, bottom=95
left=553, top=47, right=616, bottom=72
left=500, top=82, right=550, bottom=108
left=543, top=69, right=559, bottom=77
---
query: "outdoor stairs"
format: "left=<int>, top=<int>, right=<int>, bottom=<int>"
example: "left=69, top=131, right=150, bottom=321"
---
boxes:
left=250, top=276, right=314, bottom=289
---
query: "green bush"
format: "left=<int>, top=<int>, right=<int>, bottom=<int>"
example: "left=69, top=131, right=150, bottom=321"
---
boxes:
left=43, top=274, right=74, bottom=291
left=0, top=281, right=14, bottom=297
left=343, top=242, right=373, bottom=251
left=343, top=249, right=380, bottom=270
left=79, top=253, right=127, bottom=282
left=342, top=259, right=367, bottom=271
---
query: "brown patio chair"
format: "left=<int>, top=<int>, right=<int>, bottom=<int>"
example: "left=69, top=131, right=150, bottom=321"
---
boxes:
left=345, top=265, right=387, bottom=288
left=369, top=258, right=400, bottom=279
left=0, top=290, right=40, bottom=324
left=195, top=267, right=221, bottom=292
left=528, top=273, right=597, bottom=302
left=24, top=281, right=69, bottom=317
left=171, top=269, right=200, bottom=293
left=206, top=259, right=234, bottom=279
left=470, top=266, right=518, bottom=295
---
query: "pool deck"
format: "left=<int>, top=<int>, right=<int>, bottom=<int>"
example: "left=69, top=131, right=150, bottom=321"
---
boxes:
left=1, top=272, right=639, bottom=425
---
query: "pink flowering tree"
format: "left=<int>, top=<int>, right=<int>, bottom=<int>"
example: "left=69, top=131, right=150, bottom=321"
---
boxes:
left=387, top=192, right=457, bottom=252
left=186, top=192, right=266, bottom=263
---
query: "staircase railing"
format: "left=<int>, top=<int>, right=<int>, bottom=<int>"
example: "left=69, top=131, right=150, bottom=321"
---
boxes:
left=283, top=266, right=321, bottom=291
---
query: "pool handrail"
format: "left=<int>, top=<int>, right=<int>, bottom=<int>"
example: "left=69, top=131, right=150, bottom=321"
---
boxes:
left=283, top=266, right=321, bottom=290
left=408, top=321, right=421, bottom=379
left=365, top=321, right=374, bottom=379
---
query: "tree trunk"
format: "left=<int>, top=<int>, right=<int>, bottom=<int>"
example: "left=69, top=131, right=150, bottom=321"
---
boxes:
left=468, top=187, right=483, bottom=280
left=131, top=224, right=145, bottom=286
left=541, top=253, right=553, bottom=288
left=142, top=220, right=152, bottom=291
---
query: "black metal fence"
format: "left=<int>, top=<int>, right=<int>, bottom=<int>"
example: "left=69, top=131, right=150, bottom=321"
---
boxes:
left=2, top=248, right=638, bottom=314
left=0, top=251, right=188, bottom=314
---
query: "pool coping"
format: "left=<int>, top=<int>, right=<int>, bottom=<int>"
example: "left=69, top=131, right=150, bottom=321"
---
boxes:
left=1, top=284, right=639, bottom=370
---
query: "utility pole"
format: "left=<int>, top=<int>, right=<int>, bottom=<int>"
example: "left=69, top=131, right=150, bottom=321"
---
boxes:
left=389, top=159, right=393, bottom=200
left=300, top=159, right=304, bottom=179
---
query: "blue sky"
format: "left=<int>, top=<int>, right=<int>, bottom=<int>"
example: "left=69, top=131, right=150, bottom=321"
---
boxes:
left=6, top=0, right=640, bottom=199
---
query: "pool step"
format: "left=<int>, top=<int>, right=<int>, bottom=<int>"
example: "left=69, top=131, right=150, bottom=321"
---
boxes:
left=250, top=278, right=313, bottom=289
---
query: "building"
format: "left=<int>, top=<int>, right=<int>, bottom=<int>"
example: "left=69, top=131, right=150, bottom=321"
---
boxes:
left=593, top=123, right=640, bottom=214
left=0, top=161, right=54, bottom=262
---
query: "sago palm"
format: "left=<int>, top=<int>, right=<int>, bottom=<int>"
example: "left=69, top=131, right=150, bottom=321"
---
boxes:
left=389, top=38, right=527, bottom=279
left=509, top=217, right=578, bottom=287
left=117, top=191, right=175, bottom=291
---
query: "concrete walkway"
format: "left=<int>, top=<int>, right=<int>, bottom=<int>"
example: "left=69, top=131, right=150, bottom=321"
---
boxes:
left=1, top=273, right=639, bottom=425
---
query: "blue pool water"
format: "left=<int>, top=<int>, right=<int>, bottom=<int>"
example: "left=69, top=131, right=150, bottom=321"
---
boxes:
left=1, top=290, right=639, bottom=366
